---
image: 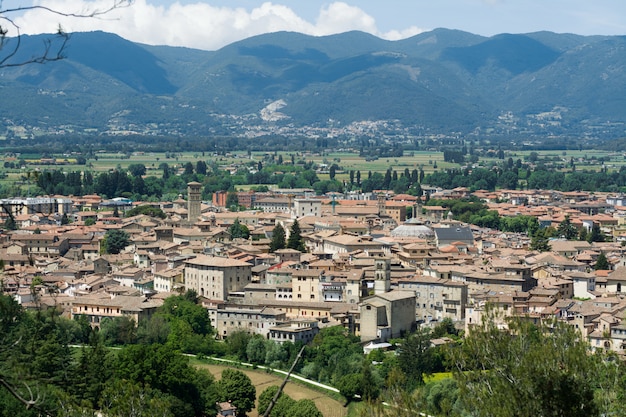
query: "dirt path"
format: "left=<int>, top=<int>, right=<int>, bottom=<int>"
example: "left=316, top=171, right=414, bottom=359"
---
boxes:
left=197, top=363, right=347, bottom=417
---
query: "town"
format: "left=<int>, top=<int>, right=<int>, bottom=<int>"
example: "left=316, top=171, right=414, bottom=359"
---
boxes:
left=2, top=182, right=626, bottom=353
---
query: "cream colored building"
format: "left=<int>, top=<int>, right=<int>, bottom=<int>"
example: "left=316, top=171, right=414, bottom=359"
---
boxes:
left=153, top=266, right=184, bottom=293
left=71, top=295, right=163, bottom=327
left=294, top=198, right=322, bottom=218
left=213, top=304, right=286, bottom=339
left=292, top=269, right=323, bottom=302
left=398, top=276, right=468, bottom=323
left=359, top=291, right=416, bottom=343
left=184, top=255, right=252, bottom=301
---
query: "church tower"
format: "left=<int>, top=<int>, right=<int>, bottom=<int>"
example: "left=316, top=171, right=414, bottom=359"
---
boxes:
left=374, top=257, right=391, bottom=295
left=187, top=181, right=202, bottom=223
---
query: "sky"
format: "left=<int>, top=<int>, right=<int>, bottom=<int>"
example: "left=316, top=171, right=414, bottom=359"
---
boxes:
left=8, top=0, right=626, bottom=51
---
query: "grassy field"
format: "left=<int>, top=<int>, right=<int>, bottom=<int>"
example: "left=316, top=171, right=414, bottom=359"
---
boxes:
left=3, top=147, right=625, bottom=196
left=194, top=362, right=347, bottom=417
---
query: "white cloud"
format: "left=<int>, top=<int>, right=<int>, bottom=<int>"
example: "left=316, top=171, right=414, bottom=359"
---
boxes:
left=12, top=0, right=423, bottom=50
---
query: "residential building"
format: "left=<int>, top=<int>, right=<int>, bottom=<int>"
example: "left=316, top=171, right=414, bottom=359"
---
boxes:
left=184, top=255, right=252, bottom=301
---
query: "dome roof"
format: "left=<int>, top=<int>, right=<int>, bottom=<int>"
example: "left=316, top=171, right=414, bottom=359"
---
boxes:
left=391, top=224, right=434, bottom=238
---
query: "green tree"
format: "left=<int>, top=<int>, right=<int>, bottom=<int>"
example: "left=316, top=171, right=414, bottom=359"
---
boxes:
left=136, top=315, right=171, bottom=345
left=125, top=205, right=167, bottom=219
left=270, top=223, right=286, bottom=252
left=557, top=216, right=578, bottom=240
left=127, top=163, right=147, bottom=177
left=103, top=229, right=130, bottom=254
left=245, top=336, right=266, bottom=364
left=397, top=326, right=435, bottom=389
left=337, top=373, right=363, bottom=401
left=195, top=161, right=207, bottom=176
left=287, top=220, right=306, bottom=252
left=263, top=389, right=296, bottom=417
left=530, top=228, right=552, bottom=252
left=159, top=293, right=212, bottom=336
left=100, top=379, right=173, bottom=417
left=113, top=344, right=216, bottom=417
left=595, top=252, right=610, bottom=270
left=100, top=316, right=136, bottom=345
left=588, top=223, right=605, bottom=243
left=229, top=218, right=250, bottom=239
left=217, top=369, right=256, bottom=416
left=288, top=399, right=323, bottom=417
left=257, top=385, right=281, bottom=416
left=449, top=309, right=601, bottom=417
left=70, top=333, right=113, bottom=408
left=4, top=215, right=17, bottom=230
left=226, top=330, right=252, bottom=361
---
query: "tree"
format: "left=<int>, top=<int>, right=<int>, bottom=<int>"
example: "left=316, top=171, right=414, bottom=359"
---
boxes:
left=257, top=386, right=322, bottom=417
left=195, top=160, right=207, bottom=176
left=588, top=223, right=605, bottom=243
left=4, top=215, right=17, bottom=230
left=125, top=205, right=167, bottom=219
left=257, top=385, right=281, bottom=416
left=261, top=388, right=296, bottom=417
left=113, top=344, right=216, bottom=417
left=530, top=228, right=552, bottom=252
left=217, top=369, right=255, bottom=416
left=100, top=316, right=137, bottom=345
left=100, top=379, right=173, bottom=417
left=270, top=224, right=286, bottom=252
left=229, top=218, right=250, bottom=239
left=103, top=229, right=130, bottom=254
left=449, top=309, right=601, bottom=417
left=595, top=252, right=610, bottom=270
left=70, top=333, right=113, bottom=408
left=127, top=163, right=147, bottom=177
left=557, top=216, right=577, bottom=240
left=0, top=1, right=132, bottom=68
left=397, top=326, right=435, bottom=389
left=246, top=336, right=267, bottom=364
left=288, top=399, right=323, bottom=417
left=287, top=220, right=306, bottom=252
left=226, top=330, right=252, bottom=361
left=337, top=373, right=363, bottom=401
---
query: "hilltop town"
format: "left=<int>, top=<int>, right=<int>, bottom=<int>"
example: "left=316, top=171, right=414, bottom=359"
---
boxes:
left=3, top=184, right=626, bottom=354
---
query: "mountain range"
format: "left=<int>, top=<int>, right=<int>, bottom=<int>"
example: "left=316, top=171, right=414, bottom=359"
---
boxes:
left=0, top=29, right=624, bottom=140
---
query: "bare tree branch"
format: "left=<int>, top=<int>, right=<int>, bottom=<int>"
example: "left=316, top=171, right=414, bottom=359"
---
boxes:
left=0, top=376, right=39, bottom=410
left=0, top=0, right=133, bottom=67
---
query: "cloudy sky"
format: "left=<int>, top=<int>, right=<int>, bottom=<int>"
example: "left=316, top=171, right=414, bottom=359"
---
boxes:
left=10, top=0, right=626, bottom=50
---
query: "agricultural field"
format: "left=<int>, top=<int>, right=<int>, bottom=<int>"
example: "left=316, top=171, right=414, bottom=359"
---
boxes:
left=1, top=147, right=625, bottom=198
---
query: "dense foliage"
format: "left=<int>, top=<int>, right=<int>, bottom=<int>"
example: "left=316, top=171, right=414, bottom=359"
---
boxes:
left=103, top=229, right=131, bottom=254
left=0, top=293, right=218, bottom=417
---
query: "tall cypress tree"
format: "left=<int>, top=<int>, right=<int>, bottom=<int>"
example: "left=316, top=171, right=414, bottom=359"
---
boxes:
left=270, top=224, right=286, bottom=252
left=287, top=220, right=306, bottom=252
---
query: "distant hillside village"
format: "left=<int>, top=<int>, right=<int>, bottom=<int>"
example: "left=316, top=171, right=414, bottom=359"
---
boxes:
left=5, top=184, right=626, bottom=354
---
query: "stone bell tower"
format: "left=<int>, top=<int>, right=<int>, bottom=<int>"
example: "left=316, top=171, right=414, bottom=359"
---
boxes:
left=187, top=181, right=202, bottom=223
